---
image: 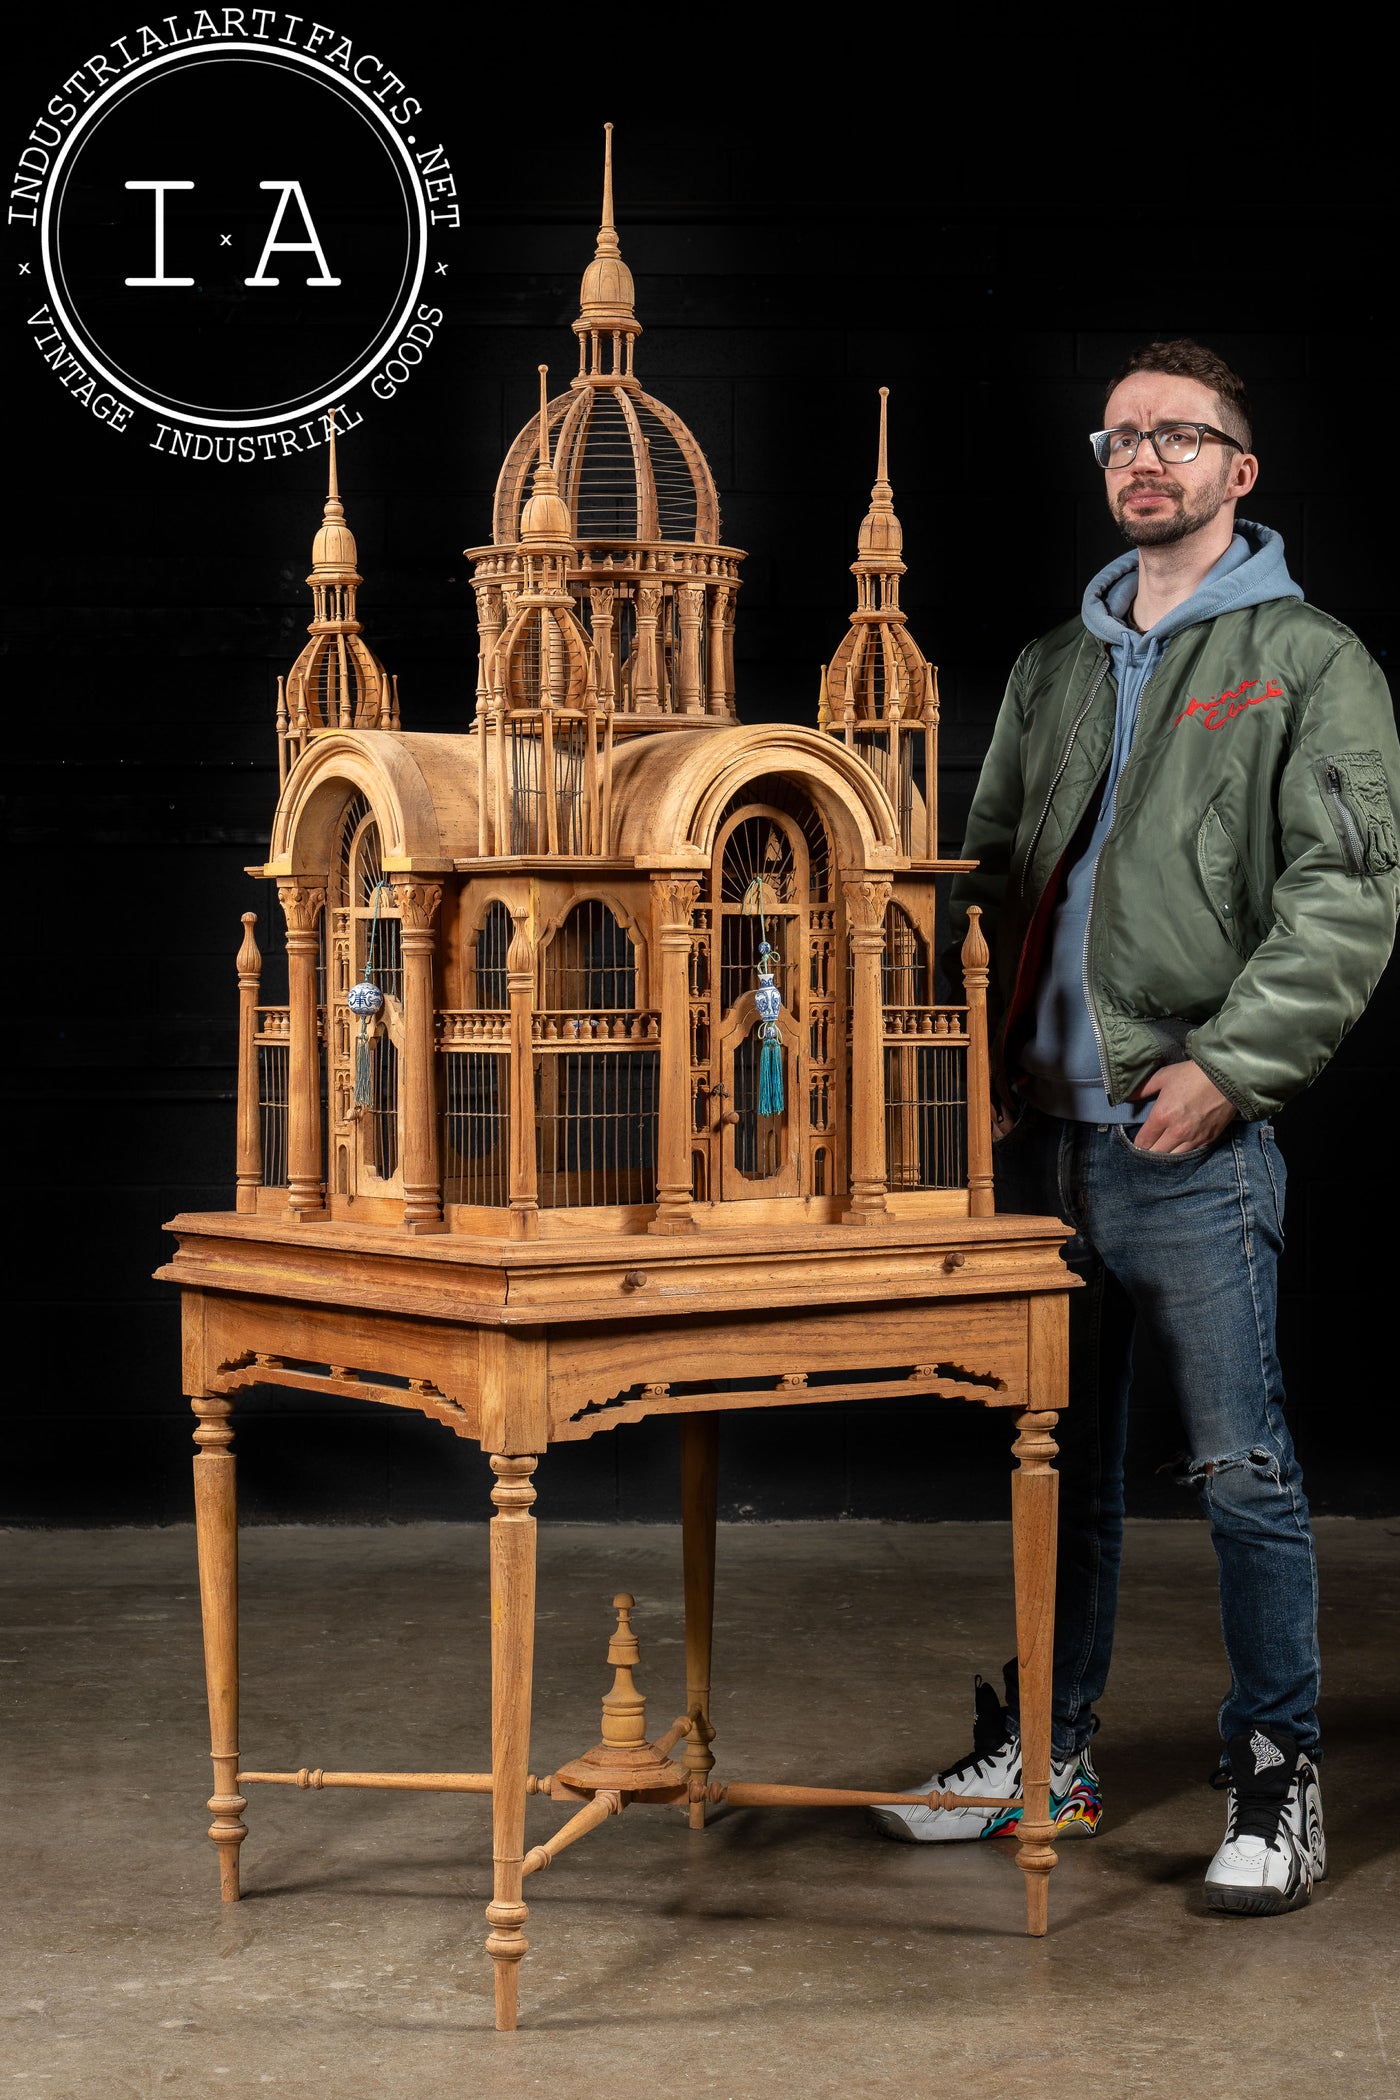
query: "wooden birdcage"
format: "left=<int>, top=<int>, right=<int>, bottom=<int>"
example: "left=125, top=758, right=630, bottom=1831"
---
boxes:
left=239, top=300, right=990, bottom=1242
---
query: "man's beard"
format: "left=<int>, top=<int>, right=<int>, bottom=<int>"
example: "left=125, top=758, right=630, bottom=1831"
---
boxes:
left=1110, top=465, right=1231, bottom=547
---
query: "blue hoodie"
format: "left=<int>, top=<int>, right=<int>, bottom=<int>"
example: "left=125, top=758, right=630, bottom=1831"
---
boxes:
left=1020, top=519, right=1304, bottom=1123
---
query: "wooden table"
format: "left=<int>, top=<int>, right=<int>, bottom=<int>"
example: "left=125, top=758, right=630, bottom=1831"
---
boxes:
left=159, top=1208, right=1076, bottom=2030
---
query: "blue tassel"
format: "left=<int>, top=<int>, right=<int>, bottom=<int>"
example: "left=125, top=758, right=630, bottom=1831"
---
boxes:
left=757, top=1029, right=784, bottom=1115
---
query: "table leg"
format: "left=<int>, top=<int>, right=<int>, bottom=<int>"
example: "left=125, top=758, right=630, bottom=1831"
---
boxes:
left=191, top=1395, right=246, bottom=1901
left=485, top=1454, right=538, bottom=2031
left=1011, top=1405, right=1060, bottom=1935
left=680, top=1414, right=719, bottom=1828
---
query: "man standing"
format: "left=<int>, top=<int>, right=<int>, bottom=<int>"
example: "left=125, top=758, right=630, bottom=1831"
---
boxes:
left=873, top=341, right=1399, bottom=1914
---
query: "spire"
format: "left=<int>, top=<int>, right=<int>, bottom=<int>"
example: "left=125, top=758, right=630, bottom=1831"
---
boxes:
left=857, top=387, right=903, bottom=560
left=519, top=365, right=574, bottom=548
left=310, top=406, right=359, bottom=577
left=281, top=407, right=394, bottom=765
left=576, top=121, right=640, bottom=349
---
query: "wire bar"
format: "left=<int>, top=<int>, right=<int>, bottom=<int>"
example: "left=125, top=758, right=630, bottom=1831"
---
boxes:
left=536, top=1048, right=660, bottom=1207
left=883, top=1041, right=968, bottom=1191
left=442, top=1050, right=510, bottom=1206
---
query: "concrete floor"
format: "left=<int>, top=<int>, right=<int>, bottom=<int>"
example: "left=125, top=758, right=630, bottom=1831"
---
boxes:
left=3, top=1519, right=1397, bottom=2100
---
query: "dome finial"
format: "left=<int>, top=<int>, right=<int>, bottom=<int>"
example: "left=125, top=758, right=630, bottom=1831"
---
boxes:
left=311, top=404, right=356, bottom=572
left=600, top=121, right=617, bottom=247
left=857, top=384, right=902, bottom=557
left=519, top=365, right=573, bottom=546
left=577, top=120, right=637, bottom=332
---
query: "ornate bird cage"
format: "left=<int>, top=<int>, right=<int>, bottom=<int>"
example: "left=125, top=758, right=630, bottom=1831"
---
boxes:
left=237, top=134, right=993, bottom=1246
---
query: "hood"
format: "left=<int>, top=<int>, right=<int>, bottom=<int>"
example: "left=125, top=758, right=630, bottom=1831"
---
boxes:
left=1081, top=517, right=1303, bottom=648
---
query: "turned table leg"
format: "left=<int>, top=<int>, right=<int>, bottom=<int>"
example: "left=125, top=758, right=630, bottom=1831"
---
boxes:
left=191, top=1396, right=246, bottom=1901
left=680, top=1413, right=719, bottom=1828
left=1011, top=1405, right=1061, bottom=1935
left=486, top=1454, right=538, bottom=2031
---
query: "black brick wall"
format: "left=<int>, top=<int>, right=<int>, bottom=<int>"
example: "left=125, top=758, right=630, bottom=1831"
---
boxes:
left=5, top=45, right=1394, bottom=1522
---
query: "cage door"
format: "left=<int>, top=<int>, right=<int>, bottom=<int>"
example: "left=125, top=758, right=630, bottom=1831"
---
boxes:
left=715, top=992, right=801, bottom=1200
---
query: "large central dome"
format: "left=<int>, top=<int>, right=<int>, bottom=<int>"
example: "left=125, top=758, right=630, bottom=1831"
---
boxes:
left=492, top=383, right=719, bottom=548
left=468, top=126, right=744, bottom=731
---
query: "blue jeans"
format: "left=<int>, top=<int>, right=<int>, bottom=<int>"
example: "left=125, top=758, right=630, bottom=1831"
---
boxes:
left=994, top=1106, right=1320, bottom=1759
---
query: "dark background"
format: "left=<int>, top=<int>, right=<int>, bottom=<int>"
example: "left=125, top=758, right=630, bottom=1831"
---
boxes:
left=5, top=28, right=1395, bottom=1525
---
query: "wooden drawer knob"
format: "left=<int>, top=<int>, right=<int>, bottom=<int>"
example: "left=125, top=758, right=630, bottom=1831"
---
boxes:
left=943, top=1249, right=967, bottom=1272
left=622, top=1270, right=649, bottom=1291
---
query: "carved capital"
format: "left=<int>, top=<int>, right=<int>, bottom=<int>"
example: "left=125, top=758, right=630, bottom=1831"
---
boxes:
left=841, top=874, right=892, bottom=937
left=277, top=878, right=325, bottom=935
left=637, top=585, right=663, bottom=620
left=652, top=875, right=701, bottom=932
left=392, top=880, right=443, bottom=934
left=589, top=582, right=616, bottom=618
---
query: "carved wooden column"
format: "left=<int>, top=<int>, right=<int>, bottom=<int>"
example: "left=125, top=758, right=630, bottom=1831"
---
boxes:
left=1010, top=1370, right=1062, bottom=1935
left=962, top=905, right=994, bottom=1217
left=842, top=874, right=891, bottom=1221
left=649, top=875, right=701, bottom=1234
left=393, top=881, right=445, bottom=1235
left=680, top=1413, right=719, bottom=1826
left=277, top=878, right=326, bottom=1221
left=588, top=583, right=616, bottom=708
left=633, top=582, right=662, bottom=712
left=705, top=583, right=730, bottom=715
left=191, top=1395, right=246, bottom=1901
left=507, top=909, right=538, bottom=1235
left=677, top=581, right=706, bottom=715
left=235, top=913, right=262, bottom=1214
left=486, top=1453, right=538, bottom=2031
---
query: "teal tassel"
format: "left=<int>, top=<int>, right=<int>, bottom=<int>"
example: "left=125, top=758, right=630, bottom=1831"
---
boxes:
left=353, top=1026, right=373, bottom=1109
left=757, top=1029, right=784, bottom=1115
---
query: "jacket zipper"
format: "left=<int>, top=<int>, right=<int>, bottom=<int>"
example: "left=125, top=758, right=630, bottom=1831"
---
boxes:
left=1080, top=659, right=1163, bottom=1102
left=1017, top=651, right=1111, bottom=897
left=1320, top=761, right=1367, bottom=874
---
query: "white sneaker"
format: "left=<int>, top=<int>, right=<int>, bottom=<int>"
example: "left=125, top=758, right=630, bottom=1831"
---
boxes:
left=870, top=1673, right=1103, bottom=1844
left=1205, top=1726, right=1326, bottom=1916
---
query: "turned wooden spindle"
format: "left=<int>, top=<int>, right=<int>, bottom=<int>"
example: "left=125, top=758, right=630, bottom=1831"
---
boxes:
left=600, top=1593, right=647, bottom=1750
left=1011, top=1394, right=1062, bottom=1935
left=191, top=1396, right=246, bottom=1900
left=277, top=878, right=326, bottom=1221
left=235, top=914, right=262, bottom=1214
left=681, top=1413, right=719, bottom=1827
left=392, top=881, right=446, bottom=1234
left=842, top=875, right=892, bottom=1220
left=962, top=905, right=994, bottom=1218
left=486, top=1454, right=538, bottom=2032
left=506, top=910, right=539, bottom=1234
left=650, top=876, right=702, bottom=1235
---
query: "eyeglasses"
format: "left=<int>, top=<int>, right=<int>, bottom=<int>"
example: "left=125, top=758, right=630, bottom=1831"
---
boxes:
left=1090, top=422, right=1244, bottom=470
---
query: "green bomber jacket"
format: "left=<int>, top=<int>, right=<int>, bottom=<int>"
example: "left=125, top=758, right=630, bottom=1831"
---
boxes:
left=946, top=598, right=1400, bottom=1121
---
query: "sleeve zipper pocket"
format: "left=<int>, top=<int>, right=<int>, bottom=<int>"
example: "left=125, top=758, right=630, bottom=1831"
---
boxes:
left=1316, top=759, right=1367, bottom=875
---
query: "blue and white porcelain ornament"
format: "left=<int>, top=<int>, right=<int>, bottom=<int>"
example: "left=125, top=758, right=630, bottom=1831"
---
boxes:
left=347, top=980, right=385, bottom=1018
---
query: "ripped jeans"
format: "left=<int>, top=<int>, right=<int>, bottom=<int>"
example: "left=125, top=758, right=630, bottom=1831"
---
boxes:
left=994, top=1106, right=1320, bottom=1758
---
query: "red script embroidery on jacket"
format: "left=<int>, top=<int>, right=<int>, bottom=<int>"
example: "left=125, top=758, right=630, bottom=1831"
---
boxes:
left=1174, top=677, right=1283, bottom=731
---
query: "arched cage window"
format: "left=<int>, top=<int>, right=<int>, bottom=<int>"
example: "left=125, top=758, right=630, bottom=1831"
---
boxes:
left=882, top=903, right=928, bottom=1005
left=475, top=902, right=512, bottom=1011
left=542, top=900, right=638, bottom=1013
left=332, top=793, right=401, bottom=1185
left=536, top=901, right=656, bottom=1208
